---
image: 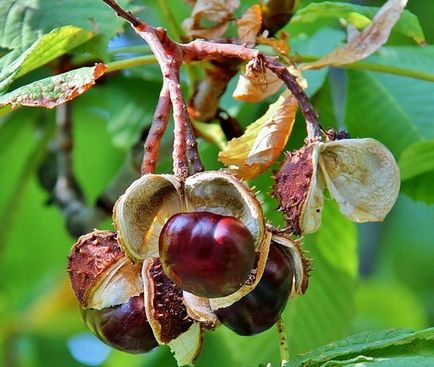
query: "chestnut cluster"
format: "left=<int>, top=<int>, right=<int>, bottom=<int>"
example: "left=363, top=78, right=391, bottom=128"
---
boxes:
left=68, top=213, right=297, bottom=356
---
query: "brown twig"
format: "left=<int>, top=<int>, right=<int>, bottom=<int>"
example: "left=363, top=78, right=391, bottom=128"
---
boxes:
left=142, top=84, right=171, bottom=175
left=101, top=0, right=322, bottom=144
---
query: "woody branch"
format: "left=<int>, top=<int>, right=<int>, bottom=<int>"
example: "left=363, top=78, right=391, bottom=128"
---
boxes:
left=102, top=0, right=322, bottom=142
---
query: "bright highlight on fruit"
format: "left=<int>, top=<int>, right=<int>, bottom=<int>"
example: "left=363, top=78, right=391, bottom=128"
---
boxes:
left=159, top=211, right=256, bottom=298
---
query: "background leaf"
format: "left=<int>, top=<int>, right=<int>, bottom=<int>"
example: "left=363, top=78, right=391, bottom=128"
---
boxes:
left=290, top=328, right=434, bottom=367
left=291, top=2, right=425, bottom=45
left=0, top=26, right=93, bottom=92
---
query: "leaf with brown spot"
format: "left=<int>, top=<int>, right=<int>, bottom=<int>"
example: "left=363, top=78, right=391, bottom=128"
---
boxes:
left=302, top=0, right=408, bottom=70
left=0, top=64, right=106, bottom=110
left=219, top=91, right=298, bottom=179
left=237, top=5, right=262, bottom=47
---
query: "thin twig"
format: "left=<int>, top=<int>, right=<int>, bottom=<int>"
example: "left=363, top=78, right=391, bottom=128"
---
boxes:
left=101, top=0, right=320, bottom=172
left=276, top=318, right=289, bottom=367
left=142, top=84, right=171, bottom=175
left=185, top=118, right=204, bottom=174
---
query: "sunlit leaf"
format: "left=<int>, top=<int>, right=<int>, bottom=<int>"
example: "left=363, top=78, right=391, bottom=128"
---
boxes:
left=302, top=0, right=409, bottom=70
left=0, top=0, right=130, bottom=52
left=237, top=5, right=262, bottom=47
left=0, top=26, right=93, bottom=92
left=0, top=64, right=106, bottom=110
left=219, top=91, right=297, bottom=179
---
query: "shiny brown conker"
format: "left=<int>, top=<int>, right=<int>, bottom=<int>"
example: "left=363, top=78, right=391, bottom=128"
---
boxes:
left=82, top=293, right=158, bottom=354
left=215, top=243, right=294, bottom=335
left=159, top=211, right=256, bottom=298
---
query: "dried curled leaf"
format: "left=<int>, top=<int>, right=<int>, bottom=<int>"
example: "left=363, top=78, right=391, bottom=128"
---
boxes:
left=183, top=0, right=240, bottom=39
left=233, top=63, right=283, bottom=102
left=302, top=0, right=408, bottom=70
left=319, top=138, right=400, bottom=222
left=237, top=5, right=262, bottom=47
left=219, top=91, right=297, bottom=179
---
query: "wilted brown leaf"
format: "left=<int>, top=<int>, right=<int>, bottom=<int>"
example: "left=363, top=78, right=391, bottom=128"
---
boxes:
left=183, top=0, right=240, bottom=39
left=233, top=63, right=283, bottom=103
left=0, top=63, right=106, bottom=109
left=233, top=62, right=306, bottom=103
left=302, top=0, right=408, bottom=70
left=237, top=5, right=262, bottom=47
left=219, top=91, right=298, bottom=179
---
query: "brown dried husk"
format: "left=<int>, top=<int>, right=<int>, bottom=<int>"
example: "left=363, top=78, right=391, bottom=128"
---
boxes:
left=142, top=258, right=204, bottom=366
left=274, top=143, right=324, bottom=235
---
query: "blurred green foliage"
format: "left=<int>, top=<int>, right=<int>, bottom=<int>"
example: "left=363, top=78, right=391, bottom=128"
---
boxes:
left=0, top=0, right=433, bottom=366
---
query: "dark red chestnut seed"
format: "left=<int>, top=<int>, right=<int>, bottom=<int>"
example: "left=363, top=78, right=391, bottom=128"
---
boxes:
left=215, top=243, right=294, bottom=335
left=159, top=211, right=256, bottom=298
left=82, top=293, right=158, bottom=354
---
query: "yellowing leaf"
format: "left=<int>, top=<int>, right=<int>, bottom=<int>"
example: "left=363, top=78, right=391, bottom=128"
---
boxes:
left=302, top=0, right=408, bottom=70
left=219, top=91, right=297, bottom=179
left=237, top=5, right=262, bottom=47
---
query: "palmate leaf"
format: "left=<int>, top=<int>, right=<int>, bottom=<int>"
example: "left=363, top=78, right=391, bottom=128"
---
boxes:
left=290, top=327, right=434, bottom=367
left=291, top=1, right=425, bottom=45
left=344, top=70, right=434, bottom=204
left=0, top=64, right=106, bottom=110
left=0, top=0, right=129, bottom=51
left=0, top=26, right=93, bottom=93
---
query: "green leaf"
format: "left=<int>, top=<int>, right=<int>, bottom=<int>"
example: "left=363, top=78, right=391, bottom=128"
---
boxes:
left=399, top=139, right=434, bottom=181
left=0, top=26, right=93, bottom=92
left=398, top=140, right=434, bottom=203
left=291, top=2, right=425, bottom=45
left=344, top=70, right=431, bottom=157
left=0, top=0, right=129, bottom=51
left=285, top=199, right=358, bottom=354
left=290, top=328, right=434, bottom=367
left=0, top=64, right=106, bottom=110
left=356, top=45, right=434, bottom=82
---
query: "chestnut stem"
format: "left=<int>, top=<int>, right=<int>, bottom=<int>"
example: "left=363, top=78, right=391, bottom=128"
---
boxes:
left=276, top=318, right=289, bottom=367
left=101, top=0, right=321, bottom=172
left=142, top=84, right=171, bottom=175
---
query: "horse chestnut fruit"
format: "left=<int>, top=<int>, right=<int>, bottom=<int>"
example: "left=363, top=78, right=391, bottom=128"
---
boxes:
left=159, top=211, right=256, bottom=298
left=82, top=293, right=158, bottom=354
left=215, top=243, right=294, bottom=335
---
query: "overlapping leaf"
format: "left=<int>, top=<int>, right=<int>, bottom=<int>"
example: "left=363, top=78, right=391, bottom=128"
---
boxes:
left=0, top=64, right=106, bottom=110
left=236, top=5, right=262, bottom=47
left=219, top=90, right=298, bottom=179
left=0, top=0, right=129, bottom=51
left=303, top=0, right=410, bottom=70
left=0, top=26, right=93, bottom=93
left=291, top=1, right=425, bottom=45
left=183, top=0, right=240, bottom=39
